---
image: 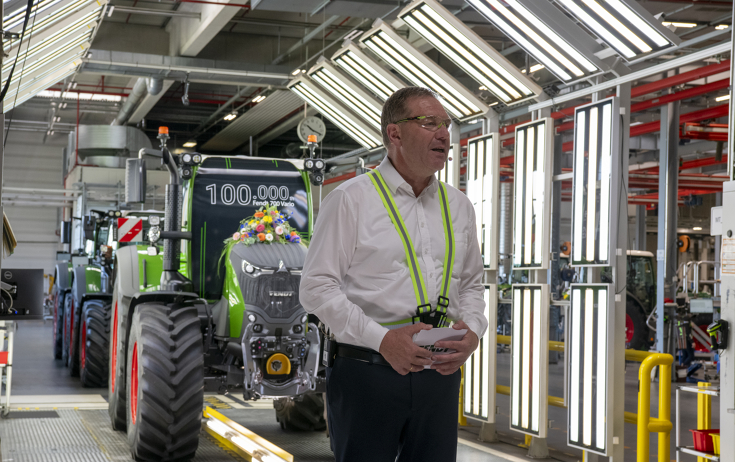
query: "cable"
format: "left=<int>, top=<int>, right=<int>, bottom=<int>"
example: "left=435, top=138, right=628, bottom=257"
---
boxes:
left=4, top=1, right=39, bottom=148
left=0, top=287, right=13, bottom=314
left=0, top=0, right=35, bottom=103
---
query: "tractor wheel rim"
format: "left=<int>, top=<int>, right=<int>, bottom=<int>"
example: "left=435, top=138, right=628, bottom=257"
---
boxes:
left=81, top=319, right=87, bottom=370
left=110, top=302, right=118, bottom=392
left=626, top=314, right=634, bottom=343
left=131, top=342, right=138, bottom=425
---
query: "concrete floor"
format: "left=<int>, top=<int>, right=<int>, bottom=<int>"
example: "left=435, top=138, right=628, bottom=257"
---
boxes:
left=0, top=319, right=715, bottom=461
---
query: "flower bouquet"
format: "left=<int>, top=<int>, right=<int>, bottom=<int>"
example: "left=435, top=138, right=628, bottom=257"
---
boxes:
left=223, top=204, right=302, bottom=247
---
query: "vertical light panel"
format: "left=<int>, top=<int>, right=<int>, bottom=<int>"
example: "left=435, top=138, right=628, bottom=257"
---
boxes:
left=463, top=285, right=497, bottom=423
left=510, top=284, right=549, bottom=437
left=571, top=97, right=620, bottom=266
left=512, top=119, right=553, bottom=269
left=556, top=0, right=679, bottom=61
left=436, top=146, right=459, bottom=188
left=467, top=133, right=500, bottom=269
left=568, top=284, right=613, bottom=455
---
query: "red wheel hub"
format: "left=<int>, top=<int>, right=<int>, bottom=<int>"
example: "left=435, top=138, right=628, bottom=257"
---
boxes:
left=131, top=342, right=138, bottom=425
left=111, top=302, right=118, bottom=392
left=626, top=314, right=634, bottom=343
left=81, top=318, right=87, bottom=370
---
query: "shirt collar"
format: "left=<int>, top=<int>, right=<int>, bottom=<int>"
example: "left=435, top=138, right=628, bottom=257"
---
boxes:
left=375, top=156, right=439, bottom=197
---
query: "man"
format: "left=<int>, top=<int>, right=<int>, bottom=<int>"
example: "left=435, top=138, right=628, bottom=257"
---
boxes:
left=300, top=87, right=487, bottom=461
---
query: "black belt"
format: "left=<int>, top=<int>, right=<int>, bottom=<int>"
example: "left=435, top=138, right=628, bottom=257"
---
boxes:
left=336, top=344, right=391, bottom=367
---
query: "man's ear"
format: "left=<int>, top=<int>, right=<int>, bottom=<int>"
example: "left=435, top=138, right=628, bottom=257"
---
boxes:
left=387, top=123, right=402, bottom=148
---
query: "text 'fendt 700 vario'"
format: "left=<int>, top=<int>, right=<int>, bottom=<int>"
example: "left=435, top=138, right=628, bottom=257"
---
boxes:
left=109, top=127, right=328, bottom=461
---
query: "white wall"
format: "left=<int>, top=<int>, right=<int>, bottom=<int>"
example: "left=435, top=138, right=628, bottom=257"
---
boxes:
left=2, top=130, right=67, bottom=276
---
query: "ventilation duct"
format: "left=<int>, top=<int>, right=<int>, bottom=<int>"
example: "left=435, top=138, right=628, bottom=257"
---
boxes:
left=112, top=78, right=148, bottom=126
left=146, top=77, right=164, bottom=96
left=67, top=125, right=153, bottom=170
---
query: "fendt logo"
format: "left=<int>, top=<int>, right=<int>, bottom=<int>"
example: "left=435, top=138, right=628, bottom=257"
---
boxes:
left=269, top=291, right=294, bottom=297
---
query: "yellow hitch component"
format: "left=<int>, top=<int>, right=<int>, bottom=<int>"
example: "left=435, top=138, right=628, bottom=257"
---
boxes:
left=266, top=353, right=292, bottom=375
left=203, top=406, right=293, bottom=462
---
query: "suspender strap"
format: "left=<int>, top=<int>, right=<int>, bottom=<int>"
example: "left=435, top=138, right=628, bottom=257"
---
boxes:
left=366, top=170, right=455, bottom=328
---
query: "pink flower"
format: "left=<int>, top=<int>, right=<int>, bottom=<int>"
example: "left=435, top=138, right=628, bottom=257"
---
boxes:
left=256, top=224, right=265, bottom=232
left=275, top=226, right=284, bottom=235
left=232, top=232, right=241, bottom=240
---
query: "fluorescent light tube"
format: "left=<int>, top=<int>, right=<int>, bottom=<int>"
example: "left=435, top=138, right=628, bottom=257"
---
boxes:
left=288, top=77, right=382, bottom=149
left=586, top=107, right=598, bottom=262
left=599, top=103, right=612, bottom=261
left=662, top=22, right=697, bottom=29
left=573, top=110, right=585, bottom=263
left=331, top=42, right=404, bottom=101
left=465, top=339, right=473, bottom=414
left=715, top=94, right=730, bottom=102
left=481, top=287, right=491, bottom=419
left=531, top=290, right=541, bottom=432
left=569, top=289, right=581, bottom=443
left=596, top=288, right=608, bottom=450
left=513, top=134, right=524, bottom=267
left=521, top=288, right=531, bottom=430
left=397, top=0, right=539, bottom=103
left=557, top=0, right=678, bottom=61
left=309, top=60, right=383, bottom=130
left=511, top=288, right=521, bottom=426
left=524, top=126, right=533, bottom=265
left=583, top=288, right=593, bottom=446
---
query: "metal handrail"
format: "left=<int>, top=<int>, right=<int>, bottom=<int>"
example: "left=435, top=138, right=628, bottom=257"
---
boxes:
left=694, top=261, right=718, bottom=294
left=637, top=353, right=674, bottom=462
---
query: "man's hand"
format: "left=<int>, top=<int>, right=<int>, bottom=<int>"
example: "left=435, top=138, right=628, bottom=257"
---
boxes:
left=430, top=320, right=479, bottom=375
left=379, top=323, right=434, bottom=375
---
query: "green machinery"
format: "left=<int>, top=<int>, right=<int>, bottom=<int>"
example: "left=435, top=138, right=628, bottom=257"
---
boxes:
left=108, top=129, right=327, bottom=460
left=54, top=210, right=163, bottom=387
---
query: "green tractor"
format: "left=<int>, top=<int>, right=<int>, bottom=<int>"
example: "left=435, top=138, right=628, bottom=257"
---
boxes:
left=108, top=129, right=327, bottom=460
left=60, top=209, right=163, bottom=387
left=624, top=250, right=657, bottom=351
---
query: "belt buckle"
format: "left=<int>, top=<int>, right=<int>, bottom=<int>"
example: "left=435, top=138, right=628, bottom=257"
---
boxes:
left=437, top=296, right=449, bottom=311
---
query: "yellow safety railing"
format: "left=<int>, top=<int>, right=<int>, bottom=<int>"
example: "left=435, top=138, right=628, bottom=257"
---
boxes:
left=494, top=336, right=674, bottom=461
left=697, top=381, right=712, bottom=462
left=636, top=353, right=673, bottom=462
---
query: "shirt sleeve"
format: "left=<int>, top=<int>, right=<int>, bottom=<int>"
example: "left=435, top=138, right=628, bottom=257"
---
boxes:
left=454, top=204, right=489, bottom=339
left=299, top=188, right=389, bottom=352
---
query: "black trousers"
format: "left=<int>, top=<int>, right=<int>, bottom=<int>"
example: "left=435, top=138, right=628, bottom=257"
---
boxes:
left=326, top=355, right=462, bottom=462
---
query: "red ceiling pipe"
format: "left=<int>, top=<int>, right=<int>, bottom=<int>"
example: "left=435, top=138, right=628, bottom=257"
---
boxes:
left=632, top=79, right=730, bottom=113
left=631, top=60, right=731, bottom=98
left=681, top=131, right=729, bottom=141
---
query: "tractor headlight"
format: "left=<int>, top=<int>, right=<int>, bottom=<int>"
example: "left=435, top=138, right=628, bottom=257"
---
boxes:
left=245, top=264, right=254, bottom=274
left=301, top=315, right=308, bottom=323
left=248, top=314, right=256, bottom=323
left=305, top=159, right=314, bottom=170
left=192, top=154, right=202, bottom=164
left=314, top=159, right=325, bottom=170
left=148, top=226, right=161, bottom=243
left=182, top=153, right=192, bottom=164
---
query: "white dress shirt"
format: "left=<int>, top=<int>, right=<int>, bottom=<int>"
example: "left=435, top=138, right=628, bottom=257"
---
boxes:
left=300, top=156, right=488, bottom=352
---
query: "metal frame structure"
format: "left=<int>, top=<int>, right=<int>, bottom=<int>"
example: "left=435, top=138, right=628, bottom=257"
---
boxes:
left=467, top=133, right=501, bottom=270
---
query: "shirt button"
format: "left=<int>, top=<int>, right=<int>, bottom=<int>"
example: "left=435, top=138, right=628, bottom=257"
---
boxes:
left=421, top=222, right=426, bottom=227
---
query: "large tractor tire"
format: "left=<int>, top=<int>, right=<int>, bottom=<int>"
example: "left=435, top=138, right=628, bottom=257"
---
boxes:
left=126, top=304, right=204, bottom=461
left=79, top=300, right=111, bottom=388
left=109, top=298, right=127, bottom=431
left=67, top=296, right=82, bottom=377
left=53, top=291, right=66, bottom=360
left=62, top=295, right=74, bottom=367
left=274, top=394, right=327, bottom=432
left=625, top=300, right=651, bottom=351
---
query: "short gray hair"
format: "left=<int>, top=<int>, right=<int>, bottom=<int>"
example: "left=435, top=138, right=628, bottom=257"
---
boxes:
left=381, top=87, right=441, bottom=149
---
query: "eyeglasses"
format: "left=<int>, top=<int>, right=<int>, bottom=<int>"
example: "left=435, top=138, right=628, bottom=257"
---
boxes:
left=393, top=115, right=452, bottom=132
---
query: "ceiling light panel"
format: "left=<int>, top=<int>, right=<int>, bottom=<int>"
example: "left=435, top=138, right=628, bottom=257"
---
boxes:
left=467, top=133, right=500, bottom=269
left=571, top=97, right=620, bottom=267
left=288, top=77, right=383, bottom=150
left=510, top=284, right=549, bottom=437
left=556, top=0, right=680, bottom=61
left=467, top=0, right=605, bottom=82
left=568, top=284, right=613, bottom=455
left=308, top=58, right=383, bottom=131
left=512, top=118, right=553, bottom=269
left=396, top=0, right=540, bottom=105
left=2, top=0, right=107, bottom=112
left=332, top=41, right=405, bottom=102
left=464, top=285, right=497, bottom=423
left=359, top=20, right=490, bottom=121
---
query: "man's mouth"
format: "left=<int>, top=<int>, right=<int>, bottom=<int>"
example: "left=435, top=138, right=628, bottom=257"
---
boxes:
left=431, top=147, right=446, bottom=153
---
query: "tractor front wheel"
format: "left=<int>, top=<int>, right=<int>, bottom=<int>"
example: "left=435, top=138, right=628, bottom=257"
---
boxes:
left=126, top=303, right=203, bottom=461
left=625, top=300, right=651, bottom=351
left=79, top=300, right=111, bottom=387
left=274, top=394, right=327, bottom=432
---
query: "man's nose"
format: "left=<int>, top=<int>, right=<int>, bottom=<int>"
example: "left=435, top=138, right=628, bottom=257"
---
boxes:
left=435, top=125, right=450, bottom=141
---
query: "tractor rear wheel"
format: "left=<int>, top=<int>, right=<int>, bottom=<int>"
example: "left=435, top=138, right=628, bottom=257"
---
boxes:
left=53, top=291, right=66, bottom=360
left=626, top=300, right=651, bottom=351
left=108, top=298, right=127, bottom=431
left=126, top=303, right=203, bottom=461
left=274, top=394, right=327, bottom=432
left=79, top=300, right=111, bottom=388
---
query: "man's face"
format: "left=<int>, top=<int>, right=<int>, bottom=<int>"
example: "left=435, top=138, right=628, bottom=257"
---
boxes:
left=390, top=96, right=451, bottom=177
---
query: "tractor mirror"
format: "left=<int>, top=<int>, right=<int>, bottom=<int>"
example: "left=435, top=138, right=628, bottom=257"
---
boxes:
left=60, top=221, right=72, bottom=244
left=125, top=158, right=146, bottom=204
left=83, top=216, right=96, bottom=241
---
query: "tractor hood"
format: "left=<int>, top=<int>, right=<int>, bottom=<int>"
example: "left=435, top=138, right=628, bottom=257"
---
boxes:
left=229, top=242, right=307, bottom=271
